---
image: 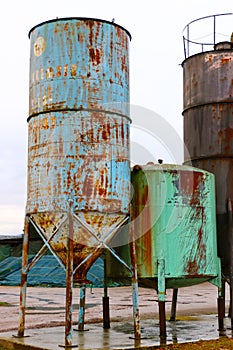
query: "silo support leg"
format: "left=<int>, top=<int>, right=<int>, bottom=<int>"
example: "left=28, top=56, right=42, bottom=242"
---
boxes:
left=221, top=278, right=226, bottom=318
left=18, top=217, right=30, bottom=337
left=218, top=294, right=225, bottom=332
left=60, top=205, right=78, bottom=348
left=158, top=259, right=166, bottom=338
left=103, top=252, right=110, bottom=329
left=159, top=301, right=166, bottom=338
left=78, top=284, right=86, bottom=331
left=131, top=278, right=140, bottom=339
left=170, top=288, right=178, bottom=321
left=130, top=239, right=141, bottom=339
left=103, top=295, right=110, bottom=329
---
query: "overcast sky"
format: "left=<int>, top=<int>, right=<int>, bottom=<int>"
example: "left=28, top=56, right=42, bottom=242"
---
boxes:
left=0, top=1, right=232, bottom=235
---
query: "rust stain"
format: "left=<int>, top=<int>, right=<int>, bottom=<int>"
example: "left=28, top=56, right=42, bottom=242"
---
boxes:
left=186, top=261, right=198, bottom=274
left=42, top=117, right=49, bottom=130
left=121, top=55, right=126, bottom=71
left=64, top=64, right=68, bottom=77
left=221, top=57, right=232, bottom=65
left=71, top=64, right=77, bottom=76
left=224, top=126, right=233, bottom=139
left=89, top=47, right=101, bottom=65
left=78, top=32, right=83, bottom=42
left=83, top=172, right=94, bottom=198
left=87, top=20, right=94, bottom=46
left=64, top=22, right=69, bottom=31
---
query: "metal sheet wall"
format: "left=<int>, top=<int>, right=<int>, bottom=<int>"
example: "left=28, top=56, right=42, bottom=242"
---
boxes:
left=182, top=48, right=233, bottom=275
left=107, top=164, right=221, bottom=289
left=26, top=18, right=131, bottom=281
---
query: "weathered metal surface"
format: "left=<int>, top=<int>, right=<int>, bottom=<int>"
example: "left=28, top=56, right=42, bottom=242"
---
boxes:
left=107, top=163, right=221, bottom=289
left=26, top=18, right=131, bottom=281
left=182, top=45, right=233, bottom=277
left=133, top=163, right=220, bottom=287
left=183, top=51, right=233, bottom=110
left=183, top=104, right=233, bottom=160
left=29, top=18, right=130, bottom=117
left=27, top=112, right=130, bottom=214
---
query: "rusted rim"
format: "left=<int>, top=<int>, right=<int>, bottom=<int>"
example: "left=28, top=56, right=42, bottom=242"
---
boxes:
left=28, top=17, right=132, bottom=40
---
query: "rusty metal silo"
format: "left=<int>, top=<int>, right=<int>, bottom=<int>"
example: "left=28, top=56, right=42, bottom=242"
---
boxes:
left=17, top=18, right=136, bottom=345
left=182, top=13, right=233, bottom=327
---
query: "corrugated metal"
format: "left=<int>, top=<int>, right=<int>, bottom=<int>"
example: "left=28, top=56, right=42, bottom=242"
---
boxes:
left=26, top=18, right=131, bottom=282
left=182, top=47, right=233, bottom=276
left=107, top=164, right=221, bottom=289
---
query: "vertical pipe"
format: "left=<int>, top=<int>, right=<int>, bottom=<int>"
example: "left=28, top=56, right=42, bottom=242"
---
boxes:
left=187, top=24, right=190, bottom=58
left=218, top=295, right=225, bottom=333
left=103, top=252, right=110, bottom=329
left=159, top=301, right=166, bottom=339
left=213, top=15, right=216, bottom=46
left=158, top=259, right=166, bottom=338
left=78, top=284, right=86, bottom=331
left=222, top=279, right=226, bottom=318
left=65, top=202, right=74, bottom=347
left=170, top=288, right=178, bottom=321
left=18, top=217, right=30, bottom=337
left=130, top=236, right=141, bottom=339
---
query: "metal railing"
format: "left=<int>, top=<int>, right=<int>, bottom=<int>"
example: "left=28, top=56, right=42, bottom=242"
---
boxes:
left=183, top=13, right=233, bottom=59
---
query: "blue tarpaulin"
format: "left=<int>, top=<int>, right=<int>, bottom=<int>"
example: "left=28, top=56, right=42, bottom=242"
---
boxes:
left=0, top=255, right=105, bottom=288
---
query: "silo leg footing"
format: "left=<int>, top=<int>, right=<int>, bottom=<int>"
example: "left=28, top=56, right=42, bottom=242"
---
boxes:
left=218, top=296, right=225, bottom=332
left=63, top=204, right=75, bottom=347
left=230, top=282, right=233, bottom=329
left=77, top=284, right=86, bottom=331
left=130, top=238, right=141, bottom=339
left=103, top=251, right=110, bottom=329
left=221, top=279, right=226, bottom=317
left=58, top=344, right=78, bottom=348
left=170, top=288, right=178, bottom=321
left=17, top=217, right=30, bottom=338
left=131, top=280, right=141, bottom=339
left=159, top=301, right=167, bottom=338
left=103, top=296, right=110, bottom=329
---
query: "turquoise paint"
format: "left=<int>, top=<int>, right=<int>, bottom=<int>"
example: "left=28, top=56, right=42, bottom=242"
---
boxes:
left=106, top=163, right=221, bottom=291
left=131, top=163, right=221, bottom=289
left=27, top=19, right=131, bottom=216
left=29, top=18, right=130, bottom=117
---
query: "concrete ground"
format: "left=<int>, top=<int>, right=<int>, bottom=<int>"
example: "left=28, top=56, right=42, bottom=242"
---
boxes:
left=0, top=282, right=231, bottom=349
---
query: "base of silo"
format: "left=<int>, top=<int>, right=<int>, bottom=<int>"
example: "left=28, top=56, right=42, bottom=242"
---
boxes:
left=0, top=283, right=231, bottom=349
left=1, top=316, right=233, bottom=350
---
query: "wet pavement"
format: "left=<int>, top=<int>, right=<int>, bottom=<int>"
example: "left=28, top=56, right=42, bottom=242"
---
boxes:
left=0, top=282, right=231, bottom=349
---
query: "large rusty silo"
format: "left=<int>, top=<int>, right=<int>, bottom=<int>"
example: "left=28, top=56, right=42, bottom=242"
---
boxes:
left=18, top=18, right=136, bottom=344
left=182, top=13, right=233, bottom=324
left=27, top=18, right=131, bottom=280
